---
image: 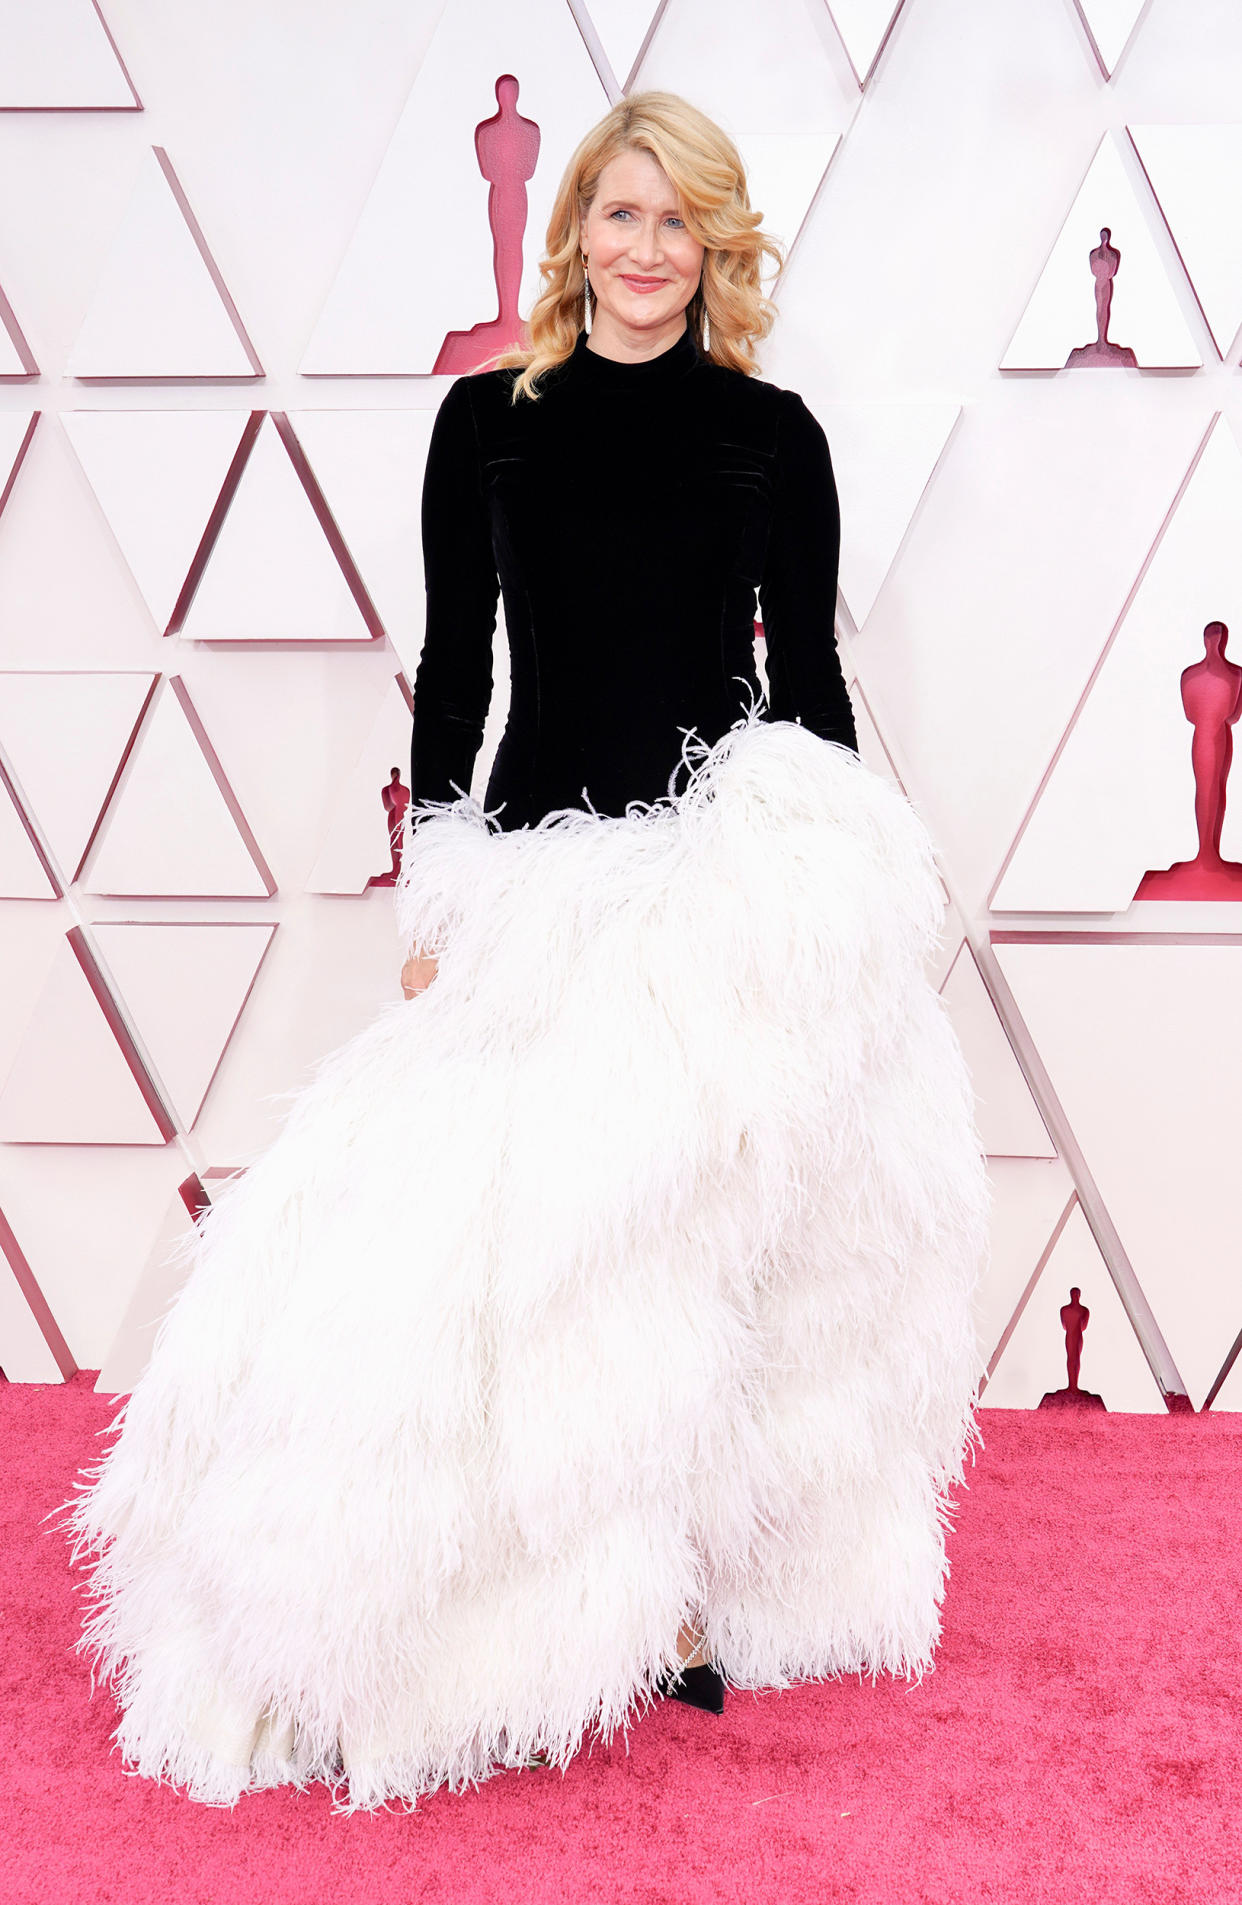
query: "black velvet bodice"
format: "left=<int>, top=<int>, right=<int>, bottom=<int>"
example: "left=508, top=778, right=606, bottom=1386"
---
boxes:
left=411, top=323, right=857, bottom=830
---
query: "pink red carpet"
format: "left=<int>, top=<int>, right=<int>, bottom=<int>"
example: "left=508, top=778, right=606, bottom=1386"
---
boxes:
left=4, top=1375, right=1238, bottom=1904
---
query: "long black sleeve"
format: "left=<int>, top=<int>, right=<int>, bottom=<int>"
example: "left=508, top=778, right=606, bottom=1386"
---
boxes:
left=410, top=376, right=501, bottom=802
left=758, top=391, right=858, bottom=754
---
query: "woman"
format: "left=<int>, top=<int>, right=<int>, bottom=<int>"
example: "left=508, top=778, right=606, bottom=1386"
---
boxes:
left=67, top=92, right=989, bottom=1812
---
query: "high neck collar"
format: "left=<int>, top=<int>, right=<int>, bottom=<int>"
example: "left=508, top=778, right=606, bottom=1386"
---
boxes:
left=569, top=324, right=700, bottom=386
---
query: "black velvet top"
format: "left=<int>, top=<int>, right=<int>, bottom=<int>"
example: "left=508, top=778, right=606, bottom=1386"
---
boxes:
left=411, top=322, right=857, bottom=830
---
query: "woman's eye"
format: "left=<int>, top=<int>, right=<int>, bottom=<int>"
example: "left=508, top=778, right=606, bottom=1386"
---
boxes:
left=607, top=210, right=685, bottom=227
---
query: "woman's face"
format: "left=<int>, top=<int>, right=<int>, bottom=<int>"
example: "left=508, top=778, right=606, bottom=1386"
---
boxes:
left=578, top=148, right=704, bottom=348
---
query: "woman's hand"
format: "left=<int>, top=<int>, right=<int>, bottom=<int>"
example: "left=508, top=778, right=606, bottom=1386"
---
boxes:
left=401, top=949, right=439, bottom=999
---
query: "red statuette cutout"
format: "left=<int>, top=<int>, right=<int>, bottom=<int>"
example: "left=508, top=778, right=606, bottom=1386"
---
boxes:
left=433, top=75, right=540, bottom=375
left=1134, top=620, right=1242, bottom=900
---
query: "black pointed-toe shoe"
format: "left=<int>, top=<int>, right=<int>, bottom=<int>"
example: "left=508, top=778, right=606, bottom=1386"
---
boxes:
left=655, top=1660, right=726, bottom=1714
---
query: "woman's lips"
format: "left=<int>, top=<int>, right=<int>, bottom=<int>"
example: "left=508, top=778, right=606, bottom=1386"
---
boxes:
left=620, top=275, right=667, bottom=293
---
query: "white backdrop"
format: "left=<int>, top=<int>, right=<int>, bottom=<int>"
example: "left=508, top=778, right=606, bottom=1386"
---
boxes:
left=0, top=0, right=1240, bottom=1414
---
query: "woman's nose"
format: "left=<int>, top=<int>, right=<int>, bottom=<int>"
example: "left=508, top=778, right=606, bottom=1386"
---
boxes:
left=629, top=222, right=664, bottom=266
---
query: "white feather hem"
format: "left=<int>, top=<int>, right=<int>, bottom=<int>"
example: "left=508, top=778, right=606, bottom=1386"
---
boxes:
left=64, top=715, right=990, bottom=1811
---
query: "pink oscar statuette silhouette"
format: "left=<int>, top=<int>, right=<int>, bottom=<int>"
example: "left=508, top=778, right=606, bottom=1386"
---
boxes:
left=1064, top=226, right=1137, bottom=368
left=433, top=75, right=541, bottom=375
left=366, top=768, right=410, bottom=889
left=1133, top=620, right=1242, bottom=900
left=1040, top=1286, right=1106, bottom=1411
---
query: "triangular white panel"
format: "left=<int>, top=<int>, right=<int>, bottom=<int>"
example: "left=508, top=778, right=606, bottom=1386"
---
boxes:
left=1130, top=125, right=1242, bottom=361
left=993, top=416, right=1242, bottom=913
left=188, top=897, right=405, bottom=1164
left=0, top=777, right=56, bottom=897
left=0, top=0, right=139, bottom=107
left=67, top=147, right=261, bottom=380
left=285, top=410, right=435, bottom=672
left=821, top=401, right=961, bottom=629
left=825, top=0, right=905, bottom=86
left=82, top=678, right=273, bottom=897
left=0, top=672, right=153, bottom=883
left=733, top=134, right=841, bottom=287
left=301, top=0, right=609, bottom=374
left=994, top=938, right=1242, bottom=1410
left=985, top=1199, right=1163, bottom=1411
left=1001, top=133, right=1200, bottom=371
left=307, top=680, right=414, bottom=893
left=180, top=416, right=372, bottom=642
left=939, top=942, right=1056, bottom=1159
left=0, top=1144, right=189, bottom=1364
left=1072, top=0, right=1148, bottom=77
left=92, top=922, right=275, bottom=1128
left=61, top=410, right=250, bottom=631
left=0, top=938, right=165, bottom=1143
left=581, top=0, right=662, bottom=89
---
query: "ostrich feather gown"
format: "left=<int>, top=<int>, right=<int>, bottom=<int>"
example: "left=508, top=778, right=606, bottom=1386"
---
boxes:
left=67, top=329, right=990, bottom=1810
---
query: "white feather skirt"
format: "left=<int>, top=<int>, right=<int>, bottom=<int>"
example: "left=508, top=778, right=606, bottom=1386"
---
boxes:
left=67, top=716, right=990, bottom=1812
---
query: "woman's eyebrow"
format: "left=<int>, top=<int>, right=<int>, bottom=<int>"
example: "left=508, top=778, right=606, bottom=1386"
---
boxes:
left=598, top=198, right=682, bottom=215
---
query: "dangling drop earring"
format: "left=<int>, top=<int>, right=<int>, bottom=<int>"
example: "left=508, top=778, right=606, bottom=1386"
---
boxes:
left=581, top=249, right=591, bottom=333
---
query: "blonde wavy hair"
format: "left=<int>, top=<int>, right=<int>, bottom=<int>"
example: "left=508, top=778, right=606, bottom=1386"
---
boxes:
left=486, top=91, right=784, bottom=402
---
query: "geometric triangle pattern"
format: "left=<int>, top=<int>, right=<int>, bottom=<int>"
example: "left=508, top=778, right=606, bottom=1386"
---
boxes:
left=6, top=10, right=1242, bottom=1417
left=982, top=1194, right=1166, bottom=1412
left=1130, top=124, right=1242, bottom=362
left=0, top=416, right=38, bottom=502
left=577, top=0, right=663, bottom=92
left=993, top=937, right=1242, bottom=1412
left=1070, top=0, right=1150, bottom=79
left=300, top=0, right=610, bottom=375
left=0, top=0, right=140, bottom=108
left=0, top=299, right=36, bottom=380
left=306, top=677, right=414, bottom=894
left=1000, top=132, right=1201, bottom=371
left=938, top=941, right=1057, bottom=1159
left=0, top=930, right=171, bottom=1144
left=0, top=769, right=57, bottom=898
left=0, top=301, right=36, bottom=380
left=0, top=672, right=155, bottom=885
left=992, top=415, right=1242, bottom=913
left=823, top=0, right=909, bottom=87
left=178, top=415, right=377, bottom=643
left=91, top=921, right=275, bottom=1128
left=0, top=1200, right=75, bottom=1381
left=60, top=410, right=252, bottom=634
left=720, top=131, right=842, bottom=290
left=286, top=410, right=436, bottom=673
left=66, top=147, right=261, bottom=381
left=821, top=401, right=962, bottom=631
left=81, top=676, right=274, bottom=898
